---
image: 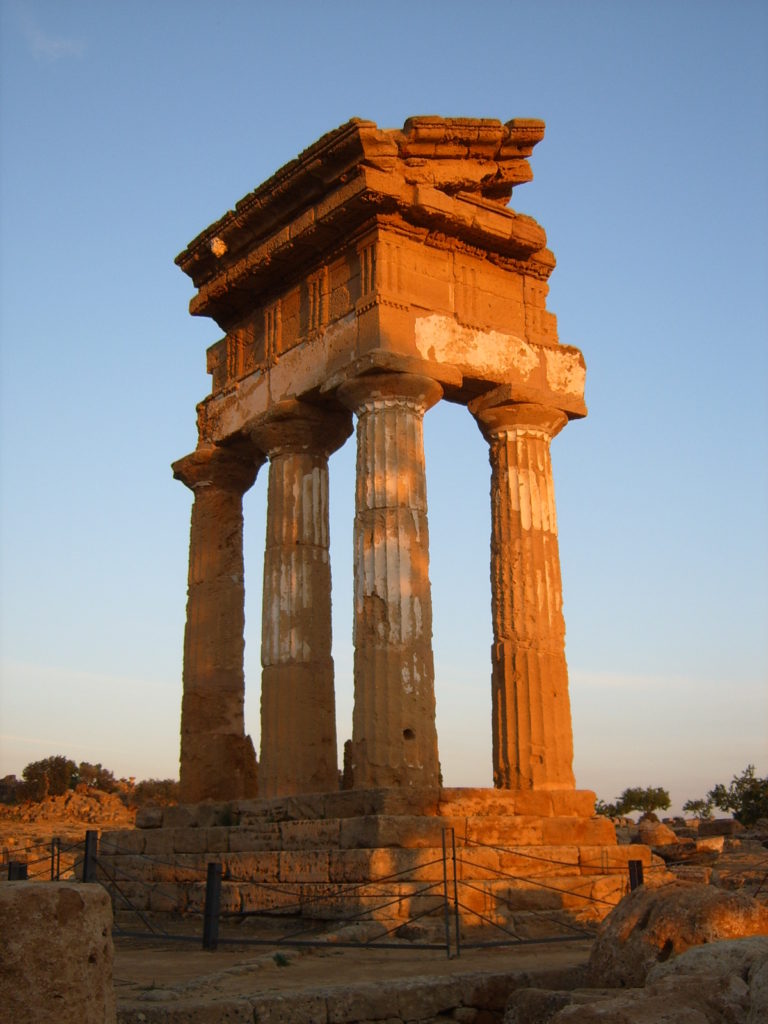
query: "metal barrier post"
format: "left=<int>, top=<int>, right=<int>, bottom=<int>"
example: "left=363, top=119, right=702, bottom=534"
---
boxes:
left=8, top=861, right=28, bottom=880
left=628, top=859, right=644, bottom=890
left=450, top=829, right=461, bottom=958
left=83, top=830, right=99, bottom=883
left=203, top=862, right=222, bottom=951
left=441, top=829, right=452, bottom=958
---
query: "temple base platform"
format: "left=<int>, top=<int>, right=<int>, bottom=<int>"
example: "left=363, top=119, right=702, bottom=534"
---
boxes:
left=99, top=788, right=657, bottom=939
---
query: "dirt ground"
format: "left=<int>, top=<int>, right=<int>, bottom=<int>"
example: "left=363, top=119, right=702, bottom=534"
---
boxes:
left=113, top=935, right=590, bottom=1005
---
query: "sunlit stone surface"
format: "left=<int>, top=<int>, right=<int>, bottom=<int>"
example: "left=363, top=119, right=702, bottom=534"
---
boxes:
left=173, top=116, right=588, bottom=798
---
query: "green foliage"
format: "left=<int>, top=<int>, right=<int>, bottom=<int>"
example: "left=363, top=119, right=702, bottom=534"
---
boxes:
left=130, top=778, right=180, bottom=806
left=616, top=786, right=671, bottom=816
left=0, top=774, right=23, bottom=804
left=21, top=755, right=78, bottom=800
left=596, top=786, right=671, bottom=818
left=595, top=799, right=619, bottom=817
left=77, top=762, right=117, bottom=792
left=5, top=755, right=179, bottom=807
left=682, top=797, right=713, bottom=819
left=707, top=765, right=768, bottom=827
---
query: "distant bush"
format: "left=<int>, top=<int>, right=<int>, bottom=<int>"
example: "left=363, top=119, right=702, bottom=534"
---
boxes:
left=0, top=774, right=24, bottom=804
left=707, top=765, right=768, bottom=827
left=76, top=762, right=118, bottom=793
left=682, top=797, right=713, bottom=819
left=129, top=778, right=180, bottom=806
left=0, top=755, right=179, bottom=808
left=21, top=755, right=78, bottom=800
left=595, top=799, right=620, bottom=817
left=595, top=786, right=671, bottom=818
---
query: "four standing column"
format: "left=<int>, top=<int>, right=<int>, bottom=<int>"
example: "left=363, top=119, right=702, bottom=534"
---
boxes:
left=173, top=444, right=263, bottom=803
left=251, top=401, right=353, bottom=797
left=470, top=400, right=576, bottom=791
left=176, top=390, right=577, bottom=799
left=338, top=372, right=443, bottom=790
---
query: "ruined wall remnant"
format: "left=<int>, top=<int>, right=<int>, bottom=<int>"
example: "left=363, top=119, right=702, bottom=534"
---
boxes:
left=173, top=117, right=588, bottom=802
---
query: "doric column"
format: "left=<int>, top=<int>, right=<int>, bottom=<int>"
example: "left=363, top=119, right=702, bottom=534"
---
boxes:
left=251, top=400, right=353, bottom=797
left=338, top=371, right=443, bottom=790
left=172, top=444, right=263, bottom=803
left=470, top=400, right=575, bottom=791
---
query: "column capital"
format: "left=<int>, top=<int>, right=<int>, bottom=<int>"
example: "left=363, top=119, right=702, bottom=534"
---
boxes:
left=172, top=443, right=263, bottom=494
left=249, top=399, right=352, bottom=459
left=337, top=371, right=443, bottom=417
left=469, top=399, right=567, bottom=443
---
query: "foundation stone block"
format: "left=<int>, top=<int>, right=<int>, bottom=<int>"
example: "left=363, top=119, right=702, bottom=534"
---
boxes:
left=0, top=882, right=115, bottom=1024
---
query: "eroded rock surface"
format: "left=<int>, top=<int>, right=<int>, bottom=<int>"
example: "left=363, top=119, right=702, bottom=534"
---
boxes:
left=587, top=882, right=768, bottom=988
left=0, top=881, right=115, bottom=1024
left=504, top=937, right=768, bottom=1023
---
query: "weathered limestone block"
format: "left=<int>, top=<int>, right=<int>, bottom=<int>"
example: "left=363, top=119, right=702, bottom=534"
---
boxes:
left=542, top=816, right=616, bottom=846
left=228, top=824, right=282, bottom=852
left=173, top=443, right=263, bottom=803
left=223, top=851, right=280, bottom=882
left=463, top=815, right=545, bottom=845
left=279, top=818, right=342, bottom=849
left=279, top=849, right=332, bottom=883
left=470, top=397, right=575, bottom=791
left=337, top=370, right=443, bottom=791
left=437, top=788, right=596, bottom=818
left=252, top=400, right=353, bottom=798
left=339, top=813, right=462, bottom=850
left=588, top=882, right=768, bottom=988
left=328, top=846, right=445, bottom=883
left=0, top=882, right=115, bottom=1024
left=578, top=842, right=653, bottom=872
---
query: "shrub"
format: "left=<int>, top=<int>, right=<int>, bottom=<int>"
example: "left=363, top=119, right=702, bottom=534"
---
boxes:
left=21, top=755, right=78, bottom=800
left=707, top=765, right=768, bottom=827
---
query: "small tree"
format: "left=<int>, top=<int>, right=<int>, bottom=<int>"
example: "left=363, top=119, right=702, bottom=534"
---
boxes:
left=130, top=778, right=180, bottom=806
left=616, top=786, right=671, bottom=817
left=707, top=765, right=768, bottom=827
left=21, top=755, right=78, bottom=800
left=595, top=799, right=620, bottom=818
left=77, top=762, right=117, bottom=792
left=682, top=797, right=713, bottom=819
left=0, top=774, right=23, bottom=804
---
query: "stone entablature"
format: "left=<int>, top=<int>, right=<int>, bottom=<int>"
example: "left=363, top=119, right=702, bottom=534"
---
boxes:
left=174, top=116, right=588, bottom=805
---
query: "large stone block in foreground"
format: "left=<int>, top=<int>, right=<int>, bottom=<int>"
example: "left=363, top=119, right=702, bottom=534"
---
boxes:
left=0, top=881, right=115, bottom=1024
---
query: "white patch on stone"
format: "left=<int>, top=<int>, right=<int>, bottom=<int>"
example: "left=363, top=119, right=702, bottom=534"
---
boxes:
left=544, top=346, right=585, bottom=396
left=414, top=314, right=538, bottom=379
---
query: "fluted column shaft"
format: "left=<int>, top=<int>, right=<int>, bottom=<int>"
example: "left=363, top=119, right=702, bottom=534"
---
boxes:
left=472, top=401, right=575, bottom=790
left=338, top=372, right=443, bottom=790
left=252, top=401, right=352, bottom=797
left=173, top=445, right=263, bottom=803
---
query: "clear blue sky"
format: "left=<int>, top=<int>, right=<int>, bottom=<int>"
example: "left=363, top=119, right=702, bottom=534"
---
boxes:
left=1, top=0, right=766, bottom=814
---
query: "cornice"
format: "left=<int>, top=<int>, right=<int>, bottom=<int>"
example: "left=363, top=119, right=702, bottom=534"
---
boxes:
left=176, top=117, right=550, bottom=326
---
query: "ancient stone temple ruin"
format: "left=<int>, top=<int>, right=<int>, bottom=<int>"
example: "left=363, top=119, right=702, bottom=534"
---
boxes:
left=173, top=116, right=586, bottom=804
left=102, top=119, right=651, bottom=933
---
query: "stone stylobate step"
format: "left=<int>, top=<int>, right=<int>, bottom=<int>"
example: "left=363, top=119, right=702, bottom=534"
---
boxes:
left=250, top=400, right=353, bottom=798
left=337, top=370, right=443, bottom=791
left=470, top=398, right=575, bottom=791
left=172, top=444, right=264, bottom=803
